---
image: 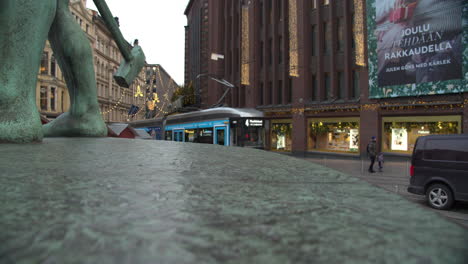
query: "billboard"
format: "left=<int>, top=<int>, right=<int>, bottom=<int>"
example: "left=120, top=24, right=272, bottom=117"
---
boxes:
left=367, top=0, right=467, bottom=98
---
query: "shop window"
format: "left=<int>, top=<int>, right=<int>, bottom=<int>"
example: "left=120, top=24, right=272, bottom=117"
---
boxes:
left=382, top=116, right=461, bottom=154
left=271, top=122, right=292, bottom=151
left=40, top=86, right=48, bottom=111
left=308, top=118, right=360, bottom=153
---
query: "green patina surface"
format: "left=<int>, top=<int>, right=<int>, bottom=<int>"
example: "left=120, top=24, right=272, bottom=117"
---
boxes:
left=0, top=0, right=113, bottom=143
left=0, top=139, right=467, bottom=263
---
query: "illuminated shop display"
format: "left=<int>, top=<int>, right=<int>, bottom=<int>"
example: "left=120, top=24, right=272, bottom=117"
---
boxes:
left=382, top=116, right=461, bottom=154
left=307, top=118, right=360, bottom=153
left=271, top=120, right=292, bottom=152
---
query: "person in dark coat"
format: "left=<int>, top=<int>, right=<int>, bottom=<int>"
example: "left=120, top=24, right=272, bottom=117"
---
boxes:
left=367, top=136, right=378, bottom=173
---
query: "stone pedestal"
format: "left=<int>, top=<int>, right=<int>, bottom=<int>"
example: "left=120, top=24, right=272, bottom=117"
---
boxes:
left=0, top=138, right=467, bottom=263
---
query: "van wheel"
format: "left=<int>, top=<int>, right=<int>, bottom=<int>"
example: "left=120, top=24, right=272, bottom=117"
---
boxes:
left=426, top=184, right=454, bottom=210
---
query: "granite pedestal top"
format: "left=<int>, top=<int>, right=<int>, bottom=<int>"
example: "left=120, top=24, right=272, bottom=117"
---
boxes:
left=0, top=138, right=467, bottom=263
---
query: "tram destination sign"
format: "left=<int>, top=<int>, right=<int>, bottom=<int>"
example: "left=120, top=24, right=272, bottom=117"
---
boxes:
left=366, top=0, right=468, bottom=98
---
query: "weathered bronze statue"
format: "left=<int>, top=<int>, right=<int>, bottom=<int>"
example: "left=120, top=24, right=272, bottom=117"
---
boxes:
left=0, top=0, right=145, bottom=143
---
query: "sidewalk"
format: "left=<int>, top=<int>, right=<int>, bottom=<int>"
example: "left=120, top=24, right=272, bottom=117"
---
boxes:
left=301, top=157, right=468, bottom=229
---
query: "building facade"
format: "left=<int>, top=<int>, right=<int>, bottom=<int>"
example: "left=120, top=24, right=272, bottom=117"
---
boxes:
left=185, top=0, right=468, bottom=157
left=143, top=64, right=179, bottom=119
left=37, top=0, right=146, bottom=123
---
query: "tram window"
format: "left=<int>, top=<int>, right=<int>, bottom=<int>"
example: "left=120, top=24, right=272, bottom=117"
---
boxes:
left=165, top=131, right=172, bottom=141
left=216, top=129, right=225, bottom=145
left=185, top=129, right=196, bottom=142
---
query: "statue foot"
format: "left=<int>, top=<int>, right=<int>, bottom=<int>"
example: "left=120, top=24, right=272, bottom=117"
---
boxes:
left=43, top=111, right=107, bottom=138
left=0, top=107, right=43, bottom=143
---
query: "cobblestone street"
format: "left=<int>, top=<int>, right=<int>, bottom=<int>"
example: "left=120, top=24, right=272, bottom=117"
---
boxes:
left=302, top=157, right=468, bottom=229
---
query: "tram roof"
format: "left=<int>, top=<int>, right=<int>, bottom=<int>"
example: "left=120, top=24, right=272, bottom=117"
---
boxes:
left=166, top=107, right=264, bottom=122
left=128, top=116, right=165, bottom=128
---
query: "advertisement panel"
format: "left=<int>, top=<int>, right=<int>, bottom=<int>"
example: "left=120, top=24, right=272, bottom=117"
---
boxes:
left=367, top=0, right=467, bottom=98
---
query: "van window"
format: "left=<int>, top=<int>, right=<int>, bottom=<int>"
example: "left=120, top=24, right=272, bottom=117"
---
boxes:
left=423, top=139, right=468, bottom=162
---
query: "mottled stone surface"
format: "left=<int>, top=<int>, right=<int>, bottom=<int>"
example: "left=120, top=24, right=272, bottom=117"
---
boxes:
left=0, top=138, right=467, bottom=264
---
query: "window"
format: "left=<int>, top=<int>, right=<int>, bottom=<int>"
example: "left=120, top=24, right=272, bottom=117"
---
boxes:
left=324, top=22, right=331, bottom=54
left=61, top=91, right=65, bottom=112
left=260, top=1, right=264, bottom=25
left=337, top=72, right=345, bottom=99
left=50, top=54, right=56, bottom=77
left=424, top=140, right=468, bottom=162
left=259, top=82, right=264, bottom=105
left=311, top=75, right=317, bottom=101
left=287, top=78, right=293, bottom=103
left=312, top=0, right=317, bottom=9
left=323, top=0, right=330, bottom=5
left=337, top=18, right=344, bottom=52
left=351, top=15, right=356, bottom=50
left=278, top=36, right=283, bottom=64
left=277, top=80, right=283, bottom=104
left=268, top=81, right=273, bottom=105
left=260, top=41, right=264, bottom=68
left=325, top=74, right=331, bottom=99
left=40, top=86, right=48, bottom=111
left=50, top=87, right=56, bottom=111
left=311, top=25, right=317, bottom=56
left=268, top=38, right=273, bottom=65
left=352, top=70, right=360, bottom=98
left=40, top=52, right=48, bottom=75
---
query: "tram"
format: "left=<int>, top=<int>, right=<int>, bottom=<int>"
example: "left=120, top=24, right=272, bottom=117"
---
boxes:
left=129, top=108, right=266, bottom=148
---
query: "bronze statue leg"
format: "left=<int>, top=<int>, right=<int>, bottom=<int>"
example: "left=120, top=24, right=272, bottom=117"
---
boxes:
left=43, top=0, right=107, bottom=137
left=0, top=0, right=57, bottom=143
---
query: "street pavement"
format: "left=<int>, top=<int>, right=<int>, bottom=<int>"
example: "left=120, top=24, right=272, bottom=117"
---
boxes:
left=301, top=156, right=468, bottom=229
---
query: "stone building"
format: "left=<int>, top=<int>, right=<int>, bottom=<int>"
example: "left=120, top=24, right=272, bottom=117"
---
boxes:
left=36, top=0, right=146, bottom=123
left=184, top=0, right=468, bottom=158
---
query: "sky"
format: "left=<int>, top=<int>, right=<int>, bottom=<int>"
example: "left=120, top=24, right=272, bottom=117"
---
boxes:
left=86, top=0, right=189, bottom=85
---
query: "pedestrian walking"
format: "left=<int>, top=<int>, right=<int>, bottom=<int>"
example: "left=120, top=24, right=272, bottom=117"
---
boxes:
left=377, top=152, right=384, bottom=172
left=367, top=136, right=377, bottom=173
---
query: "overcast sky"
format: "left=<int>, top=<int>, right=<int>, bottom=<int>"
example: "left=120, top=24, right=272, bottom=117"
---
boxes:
left=86, top=0, right=189, bottom=85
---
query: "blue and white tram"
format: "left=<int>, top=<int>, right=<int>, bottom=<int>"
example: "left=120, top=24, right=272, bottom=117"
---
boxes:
left=164, top=108, right=264, bottom=147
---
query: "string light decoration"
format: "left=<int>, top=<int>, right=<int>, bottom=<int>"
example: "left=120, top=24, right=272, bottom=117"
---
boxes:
left=241, top=6, right=250, bottom=85
left=264, top=99, right=467, bottom=117
left=288, top=0, right=299, bottom=77
left=353, top=0, right=367, bottom=67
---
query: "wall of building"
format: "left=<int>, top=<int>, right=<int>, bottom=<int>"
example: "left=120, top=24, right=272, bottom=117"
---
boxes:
left=184, top=0, right=467, bottom=158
